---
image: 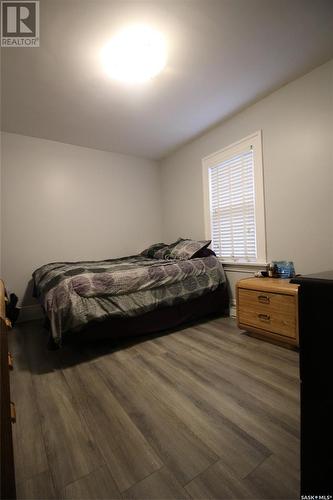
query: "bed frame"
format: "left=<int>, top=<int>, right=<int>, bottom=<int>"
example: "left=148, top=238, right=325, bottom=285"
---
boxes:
left=48, top=283, right=229, bottom=348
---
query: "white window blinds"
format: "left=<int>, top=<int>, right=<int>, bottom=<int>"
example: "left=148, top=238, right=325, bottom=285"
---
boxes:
left=208, top=146, right=257, bottom=262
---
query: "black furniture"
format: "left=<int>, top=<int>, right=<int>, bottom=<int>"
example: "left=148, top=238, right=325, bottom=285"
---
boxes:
left=291, top=271, right=333, bottom=497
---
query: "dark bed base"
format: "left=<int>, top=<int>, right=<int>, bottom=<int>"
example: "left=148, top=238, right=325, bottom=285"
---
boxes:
left=47, top=284, right=229, bottom=348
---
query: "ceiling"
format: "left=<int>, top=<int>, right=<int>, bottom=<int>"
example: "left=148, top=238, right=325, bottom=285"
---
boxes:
left=1, top=0, right=333, bottom=160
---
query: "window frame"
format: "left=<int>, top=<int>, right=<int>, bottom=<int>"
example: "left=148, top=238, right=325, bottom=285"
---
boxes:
left=202, top=130, right=267, bottom=266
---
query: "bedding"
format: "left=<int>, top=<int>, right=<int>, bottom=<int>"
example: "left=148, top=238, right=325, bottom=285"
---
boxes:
left=72, top=284, right=228, bottom=345
left=33, top=254, right=226, bottom=345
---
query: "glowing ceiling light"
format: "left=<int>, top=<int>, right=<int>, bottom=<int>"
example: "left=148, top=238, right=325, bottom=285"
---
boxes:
left=101, top=25, right=167, bottom=84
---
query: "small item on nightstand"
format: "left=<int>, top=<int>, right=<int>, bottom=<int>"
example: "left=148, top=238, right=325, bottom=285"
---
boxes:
left=272, top=261, right=295, bottom=279
left=267, top=263, right=276, bottom=278
left=254, top=270, right=268, bottom=278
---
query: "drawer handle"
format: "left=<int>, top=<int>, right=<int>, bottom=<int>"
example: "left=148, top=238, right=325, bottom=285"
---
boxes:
left=258, top=295, right=270, bottom=304
left=258, top=313, right=270, bottom=322
left=8, top=352, right=13, bottom=370
left=10, top=402, right=16, bottom=423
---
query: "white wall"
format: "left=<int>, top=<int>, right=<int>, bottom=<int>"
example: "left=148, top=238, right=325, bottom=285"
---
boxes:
left=0, top=138, right=2, bottom=279
left=1, top=61, right=332, bottom=315
left=0, top=133, right=162, bottom=307
left=159, top=60, right=333, bottom=300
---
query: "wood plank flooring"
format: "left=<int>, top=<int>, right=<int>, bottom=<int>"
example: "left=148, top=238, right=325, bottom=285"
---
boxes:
left=8, top=317, right=300, bottom=499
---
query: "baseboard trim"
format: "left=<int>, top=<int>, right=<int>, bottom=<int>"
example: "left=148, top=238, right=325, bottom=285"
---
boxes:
left=229, top=299, right=237, bottom=318
left=17, top=304, right=43, bottom=323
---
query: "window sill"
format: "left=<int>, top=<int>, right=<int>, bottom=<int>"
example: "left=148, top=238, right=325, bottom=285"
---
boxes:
left=219, top=260, right=268, bottom=273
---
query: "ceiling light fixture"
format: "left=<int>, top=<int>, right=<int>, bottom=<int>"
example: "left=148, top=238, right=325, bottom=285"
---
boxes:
left=101, top=25, right=167, bottom=84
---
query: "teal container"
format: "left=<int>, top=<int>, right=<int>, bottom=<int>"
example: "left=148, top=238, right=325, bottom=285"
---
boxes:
left=272, top=261, right=295, bottom=279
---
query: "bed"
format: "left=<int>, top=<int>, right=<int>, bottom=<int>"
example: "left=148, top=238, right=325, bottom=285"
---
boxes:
left=33, top=239, right=228, bottom=347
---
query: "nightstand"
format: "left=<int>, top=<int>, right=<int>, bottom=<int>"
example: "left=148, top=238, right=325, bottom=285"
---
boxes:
left=236, top=277, right=299, bottom=348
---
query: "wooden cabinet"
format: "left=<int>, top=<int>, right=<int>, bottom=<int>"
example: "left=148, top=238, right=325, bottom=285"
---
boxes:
left=236, top=277, right=299, bottom=347
left=0, top=279, right=16, bottom=499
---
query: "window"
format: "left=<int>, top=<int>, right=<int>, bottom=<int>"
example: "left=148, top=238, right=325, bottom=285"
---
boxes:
left=202, top=131, right=266, bottom=264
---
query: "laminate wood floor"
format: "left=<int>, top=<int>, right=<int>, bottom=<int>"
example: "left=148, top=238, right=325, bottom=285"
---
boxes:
left=8, top=317, right=300, bottom=500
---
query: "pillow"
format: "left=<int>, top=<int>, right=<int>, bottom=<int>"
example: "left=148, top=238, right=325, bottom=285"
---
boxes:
left=169, top=239, right=211, bottom=260
left=154, top=238, right=183, bottom=259
left=141, top=239, right=181, bottom=259
left=141, top=242, right=168, bottom=259
left=192, top=247, right=216, bottom=258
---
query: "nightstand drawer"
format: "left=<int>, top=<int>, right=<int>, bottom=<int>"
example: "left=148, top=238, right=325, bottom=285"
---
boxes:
left=238, top=288, right=296, bottom=339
